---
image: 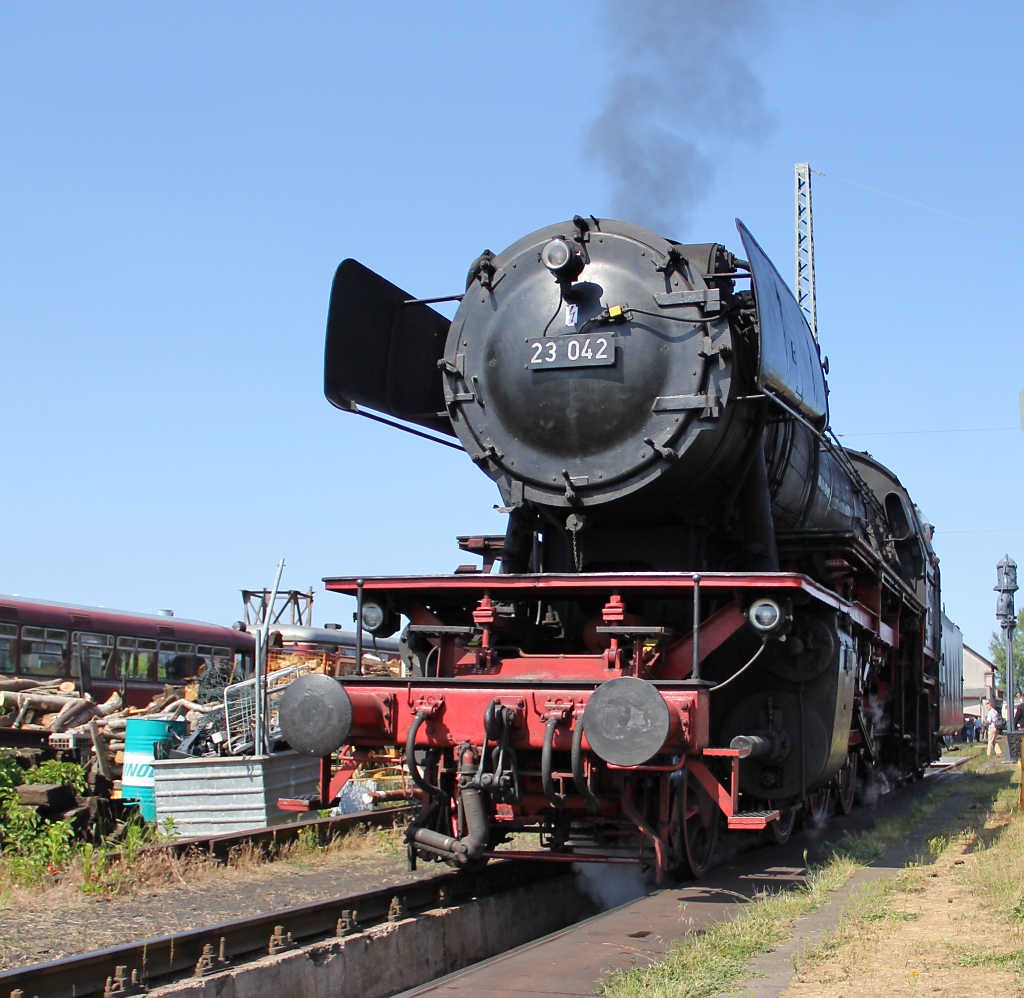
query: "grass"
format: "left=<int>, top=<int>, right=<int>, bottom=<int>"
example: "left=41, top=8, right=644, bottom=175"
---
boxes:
left=787, top=755, right=1024, bottom=993
left=280, top=819, right=407, bottom=868
left=0, top=745, right=409, bottom=896
left=599, top=857, right=859, bottom=998
left=599, top=782, right=960, bottom=998
left=598, top=748, right=1023, bottom=998
left=953, top=946, right=1024, bottom=971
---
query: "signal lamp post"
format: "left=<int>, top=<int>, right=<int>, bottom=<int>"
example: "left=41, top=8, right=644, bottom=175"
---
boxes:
left=995, top=555, right=1017, bottom=739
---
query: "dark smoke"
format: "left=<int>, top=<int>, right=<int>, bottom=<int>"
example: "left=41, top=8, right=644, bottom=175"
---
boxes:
left=585, top=0, right=777, bottom=237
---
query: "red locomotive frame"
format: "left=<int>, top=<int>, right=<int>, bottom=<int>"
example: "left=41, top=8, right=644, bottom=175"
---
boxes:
left=309, top=557, right=916, bottom=880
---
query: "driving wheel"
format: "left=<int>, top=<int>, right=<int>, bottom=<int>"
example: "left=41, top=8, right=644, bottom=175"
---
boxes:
left=837, top=752, right=858, bottom=815
left=806, top=788, right=832, bottom=827
left=670, top=768, right=719, bottom=878
left=771, top=805, right=797, bottom=844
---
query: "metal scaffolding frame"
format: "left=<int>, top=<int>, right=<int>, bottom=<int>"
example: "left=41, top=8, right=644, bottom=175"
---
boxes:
left=241, top=587, right=315, bottom=630
left=795, top=163, right=818, bottom=341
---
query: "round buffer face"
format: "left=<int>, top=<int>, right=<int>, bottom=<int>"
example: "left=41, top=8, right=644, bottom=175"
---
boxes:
left=582, top=676, right=670, bottom=767
left=278, top=673, right=352, bottom=757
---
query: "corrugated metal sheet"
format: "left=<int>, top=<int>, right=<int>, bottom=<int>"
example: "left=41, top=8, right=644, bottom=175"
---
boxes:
left=153, top=751, right=320, bottom=836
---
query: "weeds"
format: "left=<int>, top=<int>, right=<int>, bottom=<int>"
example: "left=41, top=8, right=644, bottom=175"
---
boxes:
left=954, top=946, right=1024, bottom=971
left=0, top=750, right=408, bottom=896
left=600, top=856, right=858, bottom=998
left=281, top=819, right=407, bottom=867
left=0, top=751, right=24, bottom=791
left=22, top=760, right=87, bottom=796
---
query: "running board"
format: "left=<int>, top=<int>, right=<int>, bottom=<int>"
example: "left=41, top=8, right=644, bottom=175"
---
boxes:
left=727, top=809, right=780, bottom=830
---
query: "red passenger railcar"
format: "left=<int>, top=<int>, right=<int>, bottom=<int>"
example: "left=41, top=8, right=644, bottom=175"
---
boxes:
left=0, top=595, right=253, bottom=712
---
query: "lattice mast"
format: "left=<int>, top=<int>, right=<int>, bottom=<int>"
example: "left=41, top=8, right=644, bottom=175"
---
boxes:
left=795, top=163, right=818, bottom=341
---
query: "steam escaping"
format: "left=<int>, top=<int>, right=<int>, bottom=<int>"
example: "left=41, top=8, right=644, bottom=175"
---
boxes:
left=585, top=0, right=777, bottom=237
left=574, top=861, right=654, bottom=911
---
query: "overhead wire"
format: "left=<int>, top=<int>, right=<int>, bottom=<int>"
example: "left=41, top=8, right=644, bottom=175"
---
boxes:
left=838, top=427, right=1017, bottom=437
left=812, top=170, right=1024, bottom=243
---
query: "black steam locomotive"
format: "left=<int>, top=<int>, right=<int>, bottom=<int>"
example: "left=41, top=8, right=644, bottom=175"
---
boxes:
left=281, top=215, right=962, bottom=877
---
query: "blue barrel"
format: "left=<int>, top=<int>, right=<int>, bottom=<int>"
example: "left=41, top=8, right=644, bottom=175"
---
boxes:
left=122, top=718, right=187, bottom=821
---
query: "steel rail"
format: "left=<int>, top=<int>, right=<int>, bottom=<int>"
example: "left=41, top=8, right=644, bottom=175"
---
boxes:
left=0, top=858, right=557, bottom=998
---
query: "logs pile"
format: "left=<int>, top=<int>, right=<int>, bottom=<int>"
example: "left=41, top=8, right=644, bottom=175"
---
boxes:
left=0, top=677, right=215, bottom=783
left=268, top=647, right=402, bottom=678
left=0, top=682, right=123, bottom=734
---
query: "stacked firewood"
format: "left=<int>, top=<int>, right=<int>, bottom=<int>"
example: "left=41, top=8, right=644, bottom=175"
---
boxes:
left=0, top=678, right=217, bottom=783
left=0, top=679, right=122, bottom=733
left=267, top=648, right=402, bottom=678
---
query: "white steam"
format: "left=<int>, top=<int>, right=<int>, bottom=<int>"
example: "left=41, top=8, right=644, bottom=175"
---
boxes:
left=574, top=861, right=654, bottom=911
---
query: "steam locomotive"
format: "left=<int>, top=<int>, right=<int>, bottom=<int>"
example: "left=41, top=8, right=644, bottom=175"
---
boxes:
left=280, top=216, right=963, bottom=878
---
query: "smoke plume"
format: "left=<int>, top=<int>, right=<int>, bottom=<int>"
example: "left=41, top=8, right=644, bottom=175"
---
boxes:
left=585, top=0, right=777, bottom=237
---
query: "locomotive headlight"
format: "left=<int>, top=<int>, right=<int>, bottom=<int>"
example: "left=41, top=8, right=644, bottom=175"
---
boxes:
left=360, top=601, right=399, bottom=638
left=540, top=237, right=585, bottom=281
left=748, top=598, right=785, bottom=634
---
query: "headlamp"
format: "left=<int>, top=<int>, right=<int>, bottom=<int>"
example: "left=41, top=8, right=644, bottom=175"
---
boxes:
left=748, top=598, right=785, bottom=634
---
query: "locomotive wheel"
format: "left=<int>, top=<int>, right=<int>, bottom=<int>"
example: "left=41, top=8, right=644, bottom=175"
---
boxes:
left=670, top=768, right=719, bottom=878
left=771, top=806, right=797, bottom=844
left=805, top=788, right=832, bottom=827
left=837, top=753, right=858, bottom=815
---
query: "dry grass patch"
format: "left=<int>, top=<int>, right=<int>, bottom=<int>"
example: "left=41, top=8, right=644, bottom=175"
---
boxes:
left=599, top=783, right=959, bottom=998
left=781, top=765, right=1022, bottom=998
left=0, top=816, right=409, bottom=901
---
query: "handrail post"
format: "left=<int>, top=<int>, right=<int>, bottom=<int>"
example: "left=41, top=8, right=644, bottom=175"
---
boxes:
left=692, top=574, right=702, bottom=682
left=355, top=579, right=364, bottom=676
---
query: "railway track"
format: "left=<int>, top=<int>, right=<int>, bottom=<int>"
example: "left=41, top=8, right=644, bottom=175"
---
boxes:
left=0, top=858, right=562, bottom=998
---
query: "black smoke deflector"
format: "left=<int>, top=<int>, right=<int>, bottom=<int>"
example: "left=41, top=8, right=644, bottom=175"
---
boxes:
left=324, top=259, right=455, bottom=438
left=735, top=220, right=829, bottom=427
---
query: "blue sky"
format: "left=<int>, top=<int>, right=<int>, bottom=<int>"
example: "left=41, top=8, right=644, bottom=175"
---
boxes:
left=2, top=2, right=1021, bottom=655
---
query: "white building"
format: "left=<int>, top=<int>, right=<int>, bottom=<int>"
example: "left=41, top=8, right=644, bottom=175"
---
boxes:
left=963, top=644, right=996, bottom=719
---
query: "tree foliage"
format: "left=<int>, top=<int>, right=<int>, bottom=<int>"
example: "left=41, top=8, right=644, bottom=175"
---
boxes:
left=988, top=609, right=1024, bottom=697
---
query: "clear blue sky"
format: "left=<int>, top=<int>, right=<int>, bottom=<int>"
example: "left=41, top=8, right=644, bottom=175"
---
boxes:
left=2, top=2, right=1021, bottom=655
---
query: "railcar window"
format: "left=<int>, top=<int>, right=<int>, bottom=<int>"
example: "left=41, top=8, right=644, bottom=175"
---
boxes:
left=197, top=644, right=235, bottom=675
left=72, top=632, right=115, bottom=679
left=20, top=626, right=68, bottom=676
left=116, top=636, right=158, bottom=682
left=157, top=641, right=196, bottom=682
left=0, top=623, right=16, bottom=674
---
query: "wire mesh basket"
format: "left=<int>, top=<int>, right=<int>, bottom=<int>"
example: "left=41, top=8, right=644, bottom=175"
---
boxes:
left=223, top=664, right=310, bottom=755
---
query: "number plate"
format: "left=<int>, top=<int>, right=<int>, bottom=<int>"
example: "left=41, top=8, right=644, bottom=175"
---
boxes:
left=527, top=334, right=615, bottom=370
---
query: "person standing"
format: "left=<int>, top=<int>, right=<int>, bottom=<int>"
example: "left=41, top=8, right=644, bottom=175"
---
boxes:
left=986, top=700, right=1003, bottom=756
left=966, top=715, right=977, bottom=743
left=1013, top=694, right=1024, bottom=731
